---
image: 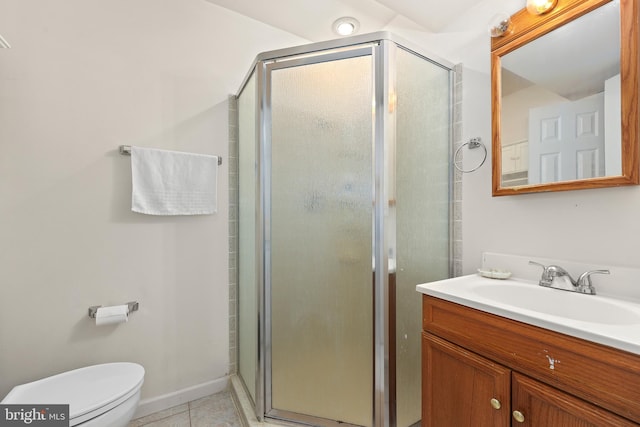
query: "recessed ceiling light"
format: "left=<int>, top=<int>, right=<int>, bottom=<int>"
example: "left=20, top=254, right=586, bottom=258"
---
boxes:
left=332, top=17, right=360, bottom=36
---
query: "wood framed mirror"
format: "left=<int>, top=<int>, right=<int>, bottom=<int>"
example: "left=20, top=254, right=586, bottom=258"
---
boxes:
left=491, top=0, right=639, bottom=195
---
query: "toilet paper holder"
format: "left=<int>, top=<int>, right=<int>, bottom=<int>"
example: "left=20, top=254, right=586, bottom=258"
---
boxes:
left=88, top=301, right=139, bottom=319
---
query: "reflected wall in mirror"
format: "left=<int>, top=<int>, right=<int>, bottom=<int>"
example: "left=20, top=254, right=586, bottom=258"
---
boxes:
left=491, top=0, right=639, bottom=195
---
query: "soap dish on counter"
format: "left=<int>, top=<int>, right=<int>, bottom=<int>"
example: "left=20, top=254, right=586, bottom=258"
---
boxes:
left=477, top=268, right=512, bottom=280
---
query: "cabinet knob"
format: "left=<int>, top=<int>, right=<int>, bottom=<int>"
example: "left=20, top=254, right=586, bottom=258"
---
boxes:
left=490, top=398, right=501, bottom=410
left=512, top=410, right=525, bottom=423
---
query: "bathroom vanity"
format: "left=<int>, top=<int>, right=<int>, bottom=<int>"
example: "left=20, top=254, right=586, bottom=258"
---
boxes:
left=418, top=276, right=640, bottom=426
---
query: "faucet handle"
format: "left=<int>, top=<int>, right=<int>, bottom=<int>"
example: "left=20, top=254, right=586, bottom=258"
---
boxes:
left=576, top=269, right=610, bottom=295
left=529, top=261, right=552, bottom=286
left=529, top=261, right=546, bottom=270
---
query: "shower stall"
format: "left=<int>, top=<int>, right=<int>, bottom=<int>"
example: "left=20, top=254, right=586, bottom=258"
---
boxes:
left=235, top=32, right=454, bottom=427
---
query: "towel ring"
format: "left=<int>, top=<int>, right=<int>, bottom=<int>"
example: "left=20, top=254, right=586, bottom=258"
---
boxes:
left=454, top=137, right=487, bottom=173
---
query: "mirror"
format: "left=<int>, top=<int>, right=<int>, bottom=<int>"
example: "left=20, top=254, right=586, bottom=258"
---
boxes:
left=491, top=0, right=639, bottom=195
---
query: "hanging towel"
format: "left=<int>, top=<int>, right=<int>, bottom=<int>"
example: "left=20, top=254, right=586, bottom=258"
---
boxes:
left=130, top=146, right=218, bottom=215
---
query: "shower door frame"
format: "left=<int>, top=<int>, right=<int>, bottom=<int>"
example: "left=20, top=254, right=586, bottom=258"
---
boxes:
left=240, top=32, right=455, bottom=427
left=259, top=42, right=389, bottom=427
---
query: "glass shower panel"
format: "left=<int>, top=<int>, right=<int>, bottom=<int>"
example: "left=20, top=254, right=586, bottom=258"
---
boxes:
left=238, top=72, right=258, bottom=403
left=269, top=55, right=373, bottom=426
left=394, top=49, right=451, bottom=427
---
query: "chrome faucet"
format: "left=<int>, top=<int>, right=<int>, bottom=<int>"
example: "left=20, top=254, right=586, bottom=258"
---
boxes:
left=529, top=261, right=610, bottom=295
left=575, top=269, right=610, bottom=295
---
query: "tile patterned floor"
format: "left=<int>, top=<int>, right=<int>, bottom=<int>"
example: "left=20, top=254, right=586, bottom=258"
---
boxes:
left=129, top=390, right=242, bottom=427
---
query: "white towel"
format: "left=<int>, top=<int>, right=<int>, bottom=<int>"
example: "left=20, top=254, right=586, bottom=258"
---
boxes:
left=131, top=146, right=218, bottom=215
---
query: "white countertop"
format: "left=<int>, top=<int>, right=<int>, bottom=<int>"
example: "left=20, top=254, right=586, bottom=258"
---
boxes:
left=417, top=274, right=640, bottom=355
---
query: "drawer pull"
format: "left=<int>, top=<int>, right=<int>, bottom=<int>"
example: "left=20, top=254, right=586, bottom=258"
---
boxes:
left=490, top=398, right=501, bottom=410
left=512, top=410, right=525, bottom=423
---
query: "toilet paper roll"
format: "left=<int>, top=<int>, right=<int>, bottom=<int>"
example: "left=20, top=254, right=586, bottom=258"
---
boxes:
left=95, top=305, right=129, bottom=326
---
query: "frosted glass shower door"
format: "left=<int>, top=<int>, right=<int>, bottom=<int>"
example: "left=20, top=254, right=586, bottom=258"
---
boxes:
left=238, top=72, right=258, bottom=405
left=394, top=48, right=451, bottom=427
left=267, top=52, right=373, bottom=426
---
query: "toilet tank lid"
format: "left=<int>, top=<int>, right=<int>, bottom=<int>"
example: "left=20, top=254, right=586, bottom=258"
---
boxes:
left=1, top=363, right=145, bottom=420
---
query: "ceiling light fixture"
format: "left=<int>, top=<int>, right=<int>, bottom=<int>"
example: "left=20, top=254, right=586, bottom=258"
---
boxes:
left=526, top=0, right=558, bottom=15
left=332, top=17, right=360, bottom=36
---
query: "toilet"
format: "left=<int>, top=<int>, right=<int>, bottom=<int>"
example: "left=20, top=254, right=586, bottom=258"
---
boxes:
left=1, top=362, right=144, bottom=427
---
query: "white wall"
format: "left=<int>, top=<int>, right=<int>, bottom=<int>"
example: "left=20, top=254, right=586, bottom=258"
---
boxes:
left=459, top=36, right=640, bottom=275
left=0, top=0, right=306, bottom=404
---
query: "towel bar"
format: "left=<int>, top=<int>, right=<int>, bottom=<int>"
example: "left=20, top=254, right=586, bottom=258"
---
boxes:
left=119, top=145, right=222, bottom=166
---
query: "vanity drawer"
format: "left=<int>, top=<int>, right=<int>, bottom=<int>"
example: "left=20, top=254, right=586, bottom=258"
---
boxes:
left=423, top=295, right=640, bottom=424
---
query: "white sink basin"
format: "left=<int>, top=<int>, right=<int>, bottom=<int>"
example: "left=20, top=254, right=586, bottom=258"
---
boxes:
left=416, top=274, right=640, bottom=355
left=471, top=282, right=640, bottom=325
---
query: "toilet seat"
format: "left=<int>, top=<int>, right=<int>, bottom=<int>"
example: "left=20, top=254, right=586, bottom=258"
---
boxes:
left=1, top=363, right=145, bottom=426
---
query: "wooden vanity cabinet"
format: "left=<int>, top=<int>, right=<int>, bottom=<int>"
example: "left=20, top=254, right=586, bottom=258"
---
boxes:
left=511, top=372, right=637, bottom=426
left=423, top=333, right=510, bottom=426
left=422, top=295, right=640, bottom=426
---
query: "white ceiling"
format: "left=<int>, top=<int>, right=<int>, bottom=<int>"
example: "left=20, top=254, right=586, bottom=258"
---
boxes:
left=205, top=0, right=620, bottom=100
left=204, top=0, right=525, bottom=45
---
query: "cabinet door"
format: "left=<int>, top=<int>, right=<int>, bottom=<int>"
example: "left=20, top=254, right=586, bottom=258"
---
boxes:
left=422, top=333, right=510, bottom=427
left=502, top=144, right=517, bottom=174
left=514, top=141, right=529, bottom=172
left=511, top=373, right=638, bottom=426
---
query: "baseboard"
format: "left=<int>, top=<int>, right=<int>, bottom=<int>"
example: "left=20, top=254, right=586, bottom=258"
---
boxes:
left=132, top=375, right=230, bottom=419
